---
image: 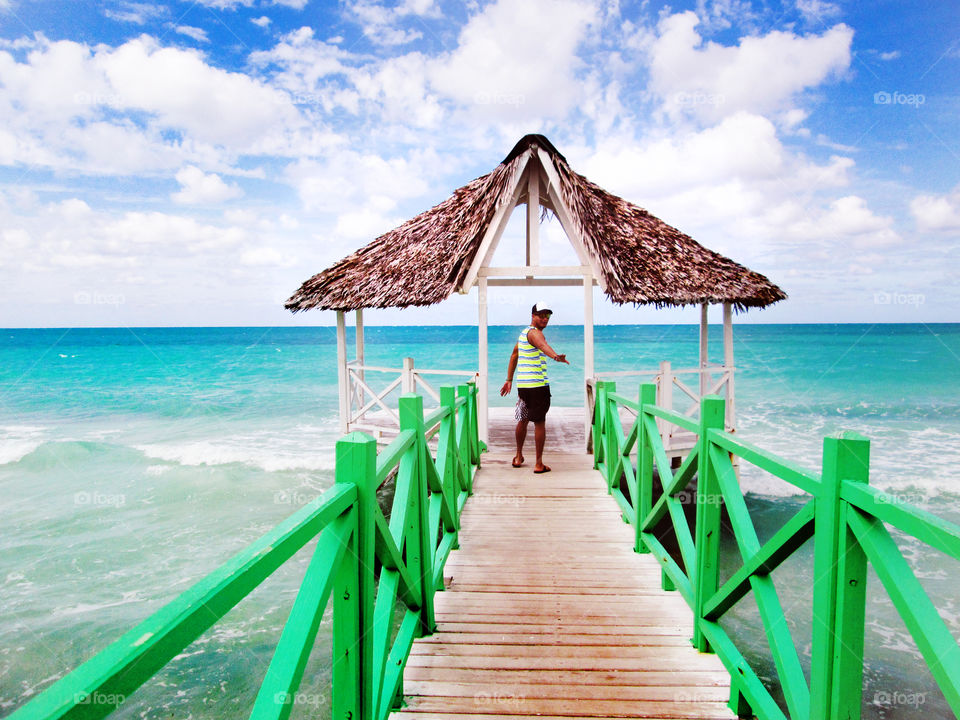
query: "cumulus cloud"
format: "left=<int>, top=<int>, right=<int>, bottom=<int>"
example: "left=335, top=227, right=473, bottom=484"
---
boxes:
left=174, top=25, right=209, bottom=43
left=429, top=0, right=597, bottom=121
left=345, top=0, right=440, bottom=46
left=648, top=11, right=852, bottom=121
left=795, top=0, right=842, bottom=23
left=171, top=166, right=243, bottom=204
left=104, top=2, right=168, bottom=24
left=0, top=34, right=307, bottom=174
left=911, top=187, right=960, bottom=232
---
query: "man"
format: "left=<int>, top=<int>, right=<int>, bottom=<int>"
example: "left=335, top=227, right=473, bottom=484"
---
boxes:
left=500, top=301, right=569, bottom=473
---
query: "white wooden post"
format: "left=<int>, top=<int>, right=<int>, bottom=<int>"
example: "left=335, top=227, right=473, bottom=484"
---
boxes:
left=402, top=357, right=415, bottom=394
left=354, top=308, right=364, bottom=412
left=336, top=310, right=349, bottom=435
left=658, top=360, right=673, bottom=451
left=723, top=302, right=735, bottom=431
left=478, top=278, right=489, bottom=443
left=583, top=273, right=594, bottom=442
left=699, top=303, right=709, bottom=400
left=526, top=167, right=540, bottom=270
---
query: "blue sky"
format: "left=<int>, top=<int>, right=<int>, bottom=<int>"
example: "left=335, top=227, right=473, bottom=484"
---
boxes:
left=0, top=0, right=957, bottom=327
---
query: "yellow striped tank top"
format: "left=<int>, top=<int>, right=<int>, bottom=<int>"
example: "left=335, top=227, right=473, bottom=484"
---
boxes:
left=516, top=325, right=548, bottom=388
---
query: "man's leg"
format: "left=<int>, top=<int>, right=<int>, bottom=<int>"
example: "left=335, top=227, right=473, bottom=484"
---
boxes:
left=533, top=420, right=547, bottom=472
left=513, top=419, right=528, bottom=466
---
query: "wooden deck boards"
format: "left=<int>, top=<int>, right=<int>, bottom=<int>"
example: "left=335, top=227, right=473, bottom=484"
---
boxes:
left=396, top=450, right=736, bottom=719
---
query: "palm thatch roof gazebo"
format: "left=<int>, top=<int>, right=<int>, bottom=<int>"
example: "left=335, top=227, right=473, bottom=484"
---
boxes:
left=287, top=134, right=785, bottom=441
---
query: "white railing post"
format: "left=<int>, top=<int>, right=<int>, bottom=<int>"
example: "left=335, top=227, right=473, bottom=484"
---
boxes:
left=723, top=302, right=736, bottom=432
left=699, top=303, right=709, bottom=400
left=657, top=360, right=672, bottom=451
left=336, top=310, right=349, bottom=434
left=402, top=357, right=415, bottom=394
left=478, top=278, right=489, bottom=445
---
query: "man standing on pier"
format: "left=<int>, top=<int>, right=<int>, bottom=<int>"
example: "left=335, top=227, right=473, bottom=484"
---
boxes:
left=500, top=302, right=569, bottom=473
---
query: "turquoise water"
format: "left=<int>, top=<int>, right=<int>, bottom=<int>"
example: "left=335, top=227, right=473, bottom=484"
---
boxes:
left=2, top=324, right=959, bottom=718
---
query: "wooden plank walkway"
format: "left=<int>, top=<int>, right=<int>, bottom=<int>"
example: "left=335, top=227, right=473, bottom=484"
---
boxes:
left=393, top=446, right=737, bottom=719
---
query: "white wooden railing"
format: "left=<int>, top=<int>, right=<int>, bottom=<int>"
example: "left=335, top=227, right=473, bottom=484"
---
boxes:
left=588, top=360, right=735, bottom=455
left=344, top=357, right=478, bottom=438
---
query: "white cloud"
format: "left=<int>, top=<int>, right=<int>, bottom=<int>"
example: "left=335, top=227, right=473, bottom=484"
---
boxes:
left=172, top=166, right=243, bottom=204
left=174, top=25, right=209, bottom=43
left=240, top=246, right=292, bottom=266
left=583, top=113, right=789, bottom=199
left=104, top=2, right=168, bottom=24
left=878, top=50, right=901, bottom=61
left=813, top=195, right=899, bottom=246
left=272, top=0, right=310, bottom=8
left=911, top=187, right=960, bottom=232
left=0, top=34, right=310, bottom=174
left=429, top=0, right=597, bottom=121
left=251, top=15, right=271, bottom=28
left=98, top=37, right=300, bottom=146
left=649, top=11, right=853, bottom=121
left=250, top=27, right=352, bottom=95
left=795, top=0, right=842, bottom=23
left=346, top=0, right=441, bottom=46
left=286, top=148, right=430, bottom=214
left=190, top=0, right=254, bottom=9
left=694, top=0, right=762, bottom=33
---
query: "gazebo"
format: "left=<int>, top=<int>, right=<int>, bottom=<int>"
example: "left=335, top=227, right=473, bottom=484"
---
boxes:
left=287, top=134, right=785, bottom=445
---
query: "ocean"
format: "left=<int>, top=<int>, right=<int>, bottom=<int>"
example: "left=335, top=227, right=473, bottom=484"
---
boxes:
left=2, top=324, right=959, bottom=718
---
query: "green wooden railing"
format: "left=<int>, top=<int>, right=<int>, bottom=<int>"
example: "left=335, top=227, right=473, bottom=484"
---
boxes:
left=592, top=380, right=960, bottom=720
left=11, top=384, right=481, bottom=720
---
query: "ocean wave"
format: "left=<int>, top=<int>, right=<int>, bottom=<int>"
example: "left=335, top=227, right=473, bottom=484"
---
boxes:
left=135, top=440, right=336, bottom=473
left=0, top=440, right=46, bottom=466
left=51, top=590, right=145, bottom=617
left=8, top=440, right=130, bottom=470
left=0, top=425, right=49, bottom=466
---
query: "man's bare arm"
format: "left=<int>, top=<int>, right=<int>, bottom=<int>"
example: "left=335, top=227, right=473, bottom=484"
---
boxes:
left=500, top=344, right=519, bottom=395
left=526, top=328, right=570, bottom=364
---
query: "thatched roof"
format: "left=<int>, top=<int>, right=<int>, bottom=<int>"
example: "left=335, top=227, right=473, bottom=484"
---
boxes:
left=286, top=135, right=786, bottom=313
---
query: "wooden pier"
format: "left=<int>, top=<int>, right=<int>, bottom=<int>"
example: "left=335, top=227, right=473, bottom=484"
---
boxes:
left=394, top=409, right=736, bottom=719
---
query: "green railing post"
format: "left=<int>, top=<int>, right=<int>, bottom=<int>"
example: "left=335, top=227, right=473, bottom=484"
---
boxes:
left=457, top=384, right=474, bottom=495
left=593, top=381, right=608, bottom=470
left=693, top=395, right=725, bottom=652
left=332, top=506, right=361, bottom=720
left=400, top=393, right=436, bottom=636
left=334, top=432, right=378, bottom=720
left=636, top=382, right=657, bottom=555
left=439, top=386, right=460, bottom=539
left=603, top=381, right=618, bottom=492
left=810, top=432, right=870, bottom=720
left=468, top=383, right=481, bottom=465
